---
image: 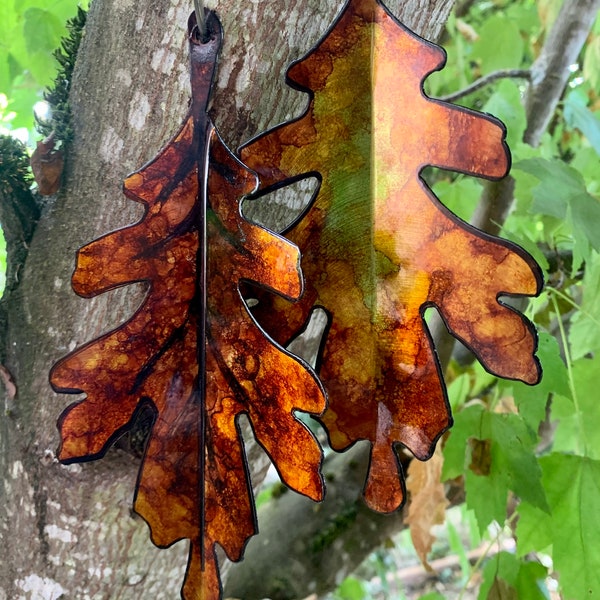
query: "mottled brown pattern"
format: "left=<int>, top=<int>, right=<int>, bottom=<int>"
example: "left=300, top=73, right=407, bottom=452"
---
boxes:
left=240, top=0, right=542, bottom=514
left=50, top=12, right=325, bottom=600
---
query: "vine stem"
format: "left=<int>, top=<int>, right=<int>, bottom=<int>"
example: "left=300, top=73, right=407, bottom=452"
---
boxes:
left=550, top=292, right=589, bottom=456
left=547, top=286, right=600, bottom=330
left=458, top=511, right=519, bottom=600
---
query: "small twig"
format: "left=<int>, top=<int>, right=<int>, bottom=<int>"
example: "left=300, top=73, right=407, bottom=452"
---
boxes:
left=438, top=69, right=531, bottom=103
left=370, top=536, right=516, bottom=589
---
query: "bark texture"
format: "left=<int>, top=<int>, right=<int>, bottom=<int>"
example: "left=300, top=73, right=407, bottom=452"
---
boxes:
left=0, top=0, right=453, bottom=598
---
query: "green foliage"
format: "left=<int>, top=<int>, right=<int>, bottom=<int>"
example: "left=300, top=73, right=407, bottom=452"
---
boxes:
left=518, top=455, right=600, bottom=599
left=568, top=253, right=600, bottom=360
left=564, top=93, right=600, bottom=157
left=0, top=0, right=88, bottom=143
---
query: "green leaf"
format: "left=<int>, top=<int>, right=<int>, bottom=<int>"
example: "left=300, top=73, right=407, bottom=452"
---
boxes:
left=569, top=192, right=600, bottom=253
left=515, top=501, right=553, bottom=557
left=510, top=559, right=549, bottom=600
left=472, top=16, right=524, bottom=74
left=487, top=413, right=547, bottom=509
left=23, top=8, right=64, bottom=55
left=583, top=36, right=600, bottom=91
left=21, top=8, right=65, bottom=87
left=512, top=332, right=570, bottom=431
left=483, top=80, right=527, bottom=148
left=0, top=3, right=19, bottom=69
left=569, top=253, right=600, bottom=360
left=516, top=158, right=600, bottom=254
left=0, top=58, right=10, bottom=96
left=505, top=2, right=540, bottom=38
left=571, top=147, right=600, bottom=193
left=550, top=394, right=581, bottom=455
left=442, top=403, right=485, bottom=480
left=432, top=175, right=482, bottom=223
left=564, top=93, right=600, bottom=157
left=539, top=454, right=600, bottom=599
left=443, top=405, right=548, bottom=533
left=465, top=466, right=508, bottom=534
left=479, top=552, right=548, bottom=600
left=335, top=577, right=367, bottom=600
left=551, top=354, right=600, bottom=459
left=447, top=372, right=472, bottom=411
left=515, top=158, right=577, bottom=219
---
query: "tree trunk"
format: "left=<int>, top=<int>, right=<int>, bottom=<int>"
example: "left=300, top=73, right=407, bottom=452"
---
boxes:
left=0, top=0, right=452, bottom=598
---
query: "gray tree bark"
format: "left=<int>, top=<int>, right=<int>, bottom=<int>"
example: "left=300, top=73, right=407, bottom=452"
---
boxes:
left=0, top=0, right=453, bottom=598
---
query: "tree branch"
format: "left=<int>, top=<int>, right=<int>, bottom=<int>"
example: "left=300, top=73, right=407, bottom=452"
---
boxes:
left=524, top=0, right=600, bottom=147
left=438, top=69, right=530, bottom=103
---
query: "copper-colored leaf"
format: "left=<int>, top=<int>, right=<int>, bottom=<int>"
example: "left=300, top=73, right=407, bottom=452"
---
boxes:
left=50, top=12, right=325, bottom=600
left=405, top=447, right=448, bottom=570
left=30, top=134, right=64, bottom=195
left=240, top=0, right=542, bottom=513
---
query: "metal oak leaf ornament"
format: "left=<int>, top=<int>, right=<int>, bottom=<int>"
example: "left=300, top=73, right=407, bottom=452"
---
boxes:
left=50, top=12, right=325, bottom=600
left=240, top=0, right=542, bottom=513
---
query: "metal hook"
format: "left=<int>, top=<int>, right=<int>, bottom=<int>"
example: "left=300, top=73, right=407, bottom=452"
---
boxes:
left=193, top=0, right=207, bottom=40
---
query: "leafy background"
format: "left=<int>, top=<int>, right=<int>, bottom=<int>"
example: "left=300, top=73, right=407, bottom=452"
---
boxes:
left=2, top=0, right=599, bottom=598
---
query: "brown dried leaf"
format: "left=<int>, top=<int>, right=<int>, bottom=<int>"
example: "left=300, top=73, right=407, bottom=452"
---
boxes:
left=405, top=448, right=449, bottom=570
left=30, top=135, right=64, bottom=195
left=488, top=577, right=518, bottom=600
left=469, top=437, right=493, bottom=476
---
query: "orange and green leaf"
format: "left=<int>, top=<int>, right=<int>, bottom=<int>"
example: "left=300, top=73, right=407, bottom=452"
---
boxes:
left=240, top=0, right=542, bottom=513
left=50, top=12, right=325, bottom=600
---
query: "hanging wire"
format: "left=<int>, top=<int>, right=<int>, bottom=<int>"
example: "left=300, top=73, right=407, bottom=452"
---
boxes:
left=193, top=0, right=208, bottom=41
